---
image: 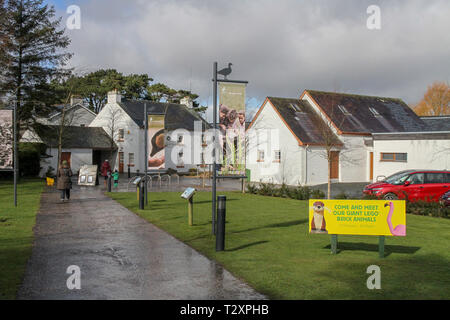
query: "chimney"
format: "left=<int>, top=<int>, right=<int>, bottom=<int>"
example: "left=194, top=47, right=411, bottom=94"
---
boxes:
left=180, top=96, right=193, bottom=108
left=107, top=89, right=122, bottom=104
left=70, top=95, right=83, bottom=106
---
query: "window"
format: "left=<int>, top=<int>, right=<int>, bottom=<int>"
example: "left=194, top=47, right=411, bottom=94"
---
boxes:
left=369, top=107, right=381, bottom=117
left=128, top=153, right=135, bottom=166
left=380, top=153, right=407, bottom=162
left=274, top=150, right=281, bottom=162
left=177, top=151, right=184, bottom=168
left=338, top=105, right=351, bottom=115
left=118, top=129, right=125, bottom=141
left=406, top=173, right=424, bottom=185
left=290, top=103, right=301, bottom=112
left=425, top=173, right=444, bottom=184
left=257, top=150, right=265, bottom=162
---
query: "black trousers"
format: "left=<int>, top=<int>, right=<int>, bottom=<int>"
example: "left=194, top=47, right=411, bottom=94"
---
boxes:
left=60, top=189, right=70, bottom=200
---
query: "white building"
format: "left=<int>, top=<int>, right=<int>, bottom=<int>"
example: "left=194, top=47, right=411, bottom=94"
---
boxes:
left=21, top=125, right=114, bottom=177
left=38, top=96, right=97, bottom=127
left=247, top=90, right=450, bottom=186
left=21, top=91, right=211, bottom=176
left=89, top=90, right=211, bottom=174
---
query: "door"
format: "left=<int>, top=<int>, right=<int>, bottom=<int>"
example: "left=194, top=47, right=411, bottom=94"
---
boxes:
left=424, top=172, right=445, bottom=201
left=61, top=152, right=71, bottom=167
left=330, top=151, right=339, bottom=180
left=369, top=152, right=374, bottom=181
left=403, top=173, right=425, bottom=201
left=119, top=152, right=124, bottom=173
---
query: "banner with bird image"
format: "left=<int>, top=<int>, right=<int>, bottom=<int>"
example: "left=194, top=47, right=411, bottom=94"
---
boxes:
left=309, top=199, right=406, bottom=236
left=218, top=82, right=246, bottom=175
left=147, top=114, right=166, bottom=170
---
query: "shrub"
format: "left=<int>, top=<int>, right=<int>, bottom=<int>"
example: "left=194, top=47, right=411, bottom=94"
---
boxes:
left=246, top=183, right=258, bottom=194
left=18, top=143, right=46, bottom=177
left=406, top=200, right=449, bottom=218
left=310, top=189, right=326, bottom=199
left=188, top=168, right=198, bottom=176
left=167, top=168, right=178, bottom=175
left=335, top=192, right=348, bottom=199
left=258, top=181, right=276, bottom=196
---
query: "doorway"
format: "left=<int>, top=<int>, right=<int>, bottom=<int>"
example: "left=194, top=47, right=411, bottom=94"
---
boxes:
left=61, top=152, right=71, bottom=167
left=330, top=151, right=339, bottom=180
left=119, top=152, right=124, bottom=173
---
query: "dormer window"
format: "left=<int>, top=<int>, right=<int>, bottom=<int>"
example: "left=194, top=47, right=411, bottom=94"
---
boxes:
left=369, top=107, right=381, bottom=117
left=338, top=105, right=351, bottom=115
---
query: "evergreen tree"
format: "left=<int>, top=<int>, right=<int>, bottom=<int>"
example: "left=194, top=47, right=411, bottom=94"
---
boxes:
left=0, top=0, right=72, bottom=128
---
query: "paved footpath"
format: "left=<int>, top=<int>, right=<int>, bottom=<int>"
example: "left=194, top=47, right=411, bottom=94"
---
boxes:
left=18, top=185, right=265, bottom=300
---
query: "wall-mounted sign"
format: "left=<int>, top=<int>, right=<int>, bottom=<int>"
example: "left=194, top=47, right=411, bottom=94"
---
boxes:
left=218, top=82, right=246, bottom=175
left=0, top=110, right=13, bottom=170
left=309, top=199, right=406, bottom=236
left=147, top=114, right=165, bottom=170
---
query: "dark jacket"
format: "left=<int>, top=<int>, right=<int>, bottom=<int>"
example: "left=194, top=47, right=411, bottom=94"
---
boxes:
left=57, top=167, right=73, bottom=190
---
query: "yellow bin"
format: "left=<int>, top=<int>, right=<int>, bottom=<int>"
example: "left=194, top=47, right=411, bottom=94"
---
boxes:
left=46, top=177, right=55, bottom=186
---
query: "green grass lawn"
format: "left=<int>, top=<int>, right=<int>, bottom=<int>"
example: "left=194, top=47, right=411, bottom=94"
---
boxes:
left=110, top=191, right=450, bottom=300
left=0, top=179, right=44, bottom=300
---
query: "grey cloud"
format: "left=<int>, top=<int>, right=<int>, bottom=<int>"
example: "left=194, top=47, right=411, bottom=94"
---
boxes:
left=56, top=0, right=450, bottom=121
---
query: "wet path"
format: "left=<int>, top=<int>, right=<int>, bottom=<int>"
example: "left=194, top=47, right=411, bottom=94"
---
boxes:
left=17, top=186, right=265, bottom=300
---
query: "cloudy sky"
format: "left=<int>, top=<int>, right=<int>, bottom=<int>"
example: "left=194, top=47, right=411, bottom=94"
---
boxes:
left=48, top=0, right=450, bottom=121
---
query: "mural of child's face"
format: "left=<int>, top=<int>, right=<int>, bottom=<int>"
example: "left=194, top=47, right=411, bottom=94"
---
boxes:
left=238, top=113, right=245, bottom=124
left=228, top=110, right=237, bottom=123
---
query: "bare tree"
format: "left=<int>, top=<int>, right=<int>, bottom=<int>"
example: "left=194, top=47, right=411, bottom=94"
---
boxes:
left=103, top=106, right=124, bottom=168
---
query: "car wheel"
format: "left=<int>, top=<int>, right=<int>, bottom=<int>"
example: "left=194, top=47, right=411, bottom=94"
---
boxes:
left=383, top=193, right=398, bottom=200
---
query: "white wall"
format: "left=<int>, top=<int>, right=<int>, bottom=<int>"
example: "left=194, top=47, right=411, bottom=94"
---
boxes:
left=89, top=99, right=209, bottom=174
left=89, top=102, right=140, bottom=172
left=373, top=138, right=450, bottom=181
left=338, top=135, right=368, bottom=183
left=246, top=100, right=305, bottom=185
left=39, top=148, right=92, bottom=177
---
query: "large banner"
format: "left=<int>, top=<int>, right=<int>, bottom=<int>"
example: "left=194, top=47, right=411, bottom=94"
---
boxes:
left=218, top=82, right=246, bottom=175
left=0, top=110, right=13, bottom=170
left=147, top=114, right=165, bottom=170
left=309, top=200, right=406, bottom=236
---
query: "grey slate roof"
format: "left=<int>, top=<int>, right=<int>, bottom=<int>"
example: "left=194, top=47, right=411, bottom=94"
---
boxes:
left=34, top=125, right=115, bottom=150
left=119, top=100, right=209, bottom=131
left=420, top=116, right=450, bottom=132
left=266, top=97, right=342, bottom=145
left=306, top=90, right=430, bottom=134
left=373, top=132, right=450, bottom=140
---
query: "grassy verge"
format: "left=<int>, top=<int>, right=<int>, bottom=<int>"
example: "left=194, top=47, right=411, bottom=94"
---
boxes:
left=0, top=179, right=44, bottom=300
left=109, top=191, right=450, bottom=300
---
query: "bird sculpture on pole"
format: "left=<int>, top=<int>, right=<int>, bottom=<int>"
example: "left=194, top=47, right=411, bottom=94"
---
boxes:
left=218, top=63, right=232, bottom=80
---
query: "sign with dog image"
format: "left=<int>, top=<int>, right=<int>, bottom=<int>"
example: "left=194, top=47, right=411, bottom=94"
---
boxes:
left=309, top=200, right=406, bottom=236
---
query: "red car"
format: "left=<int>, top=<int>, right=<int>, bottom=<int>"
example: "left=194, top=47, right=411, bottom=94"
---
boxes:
left=441, top=190, right=450, bottom=207
left=364, top=170, right=450, bottom=202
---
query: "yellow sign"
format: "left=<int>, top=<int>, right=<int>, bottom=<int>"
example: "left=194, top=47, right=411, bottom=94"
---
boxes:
left=309, top=200, right=406, bottom=236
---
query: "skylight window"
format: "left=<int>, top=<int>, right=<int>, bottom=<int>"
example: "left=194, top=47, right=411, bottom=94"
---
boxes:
left=369, top=107, right=381, bottom=117
left=290, top=103, right=301, bottom=112
left=338, top=105, right=351, bottom=115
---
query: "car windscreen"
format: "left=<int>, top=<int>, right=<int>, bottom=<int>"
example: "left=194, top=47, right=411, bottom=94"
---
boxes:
left=384, top=171, right=412, bottom=185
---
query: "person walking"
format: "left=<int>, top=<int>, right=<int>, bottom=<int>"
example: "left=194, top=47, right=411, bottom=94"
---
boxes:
left=57, top=160, right=73, bottom=202
left=101, top=159, right=112, bottom=187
